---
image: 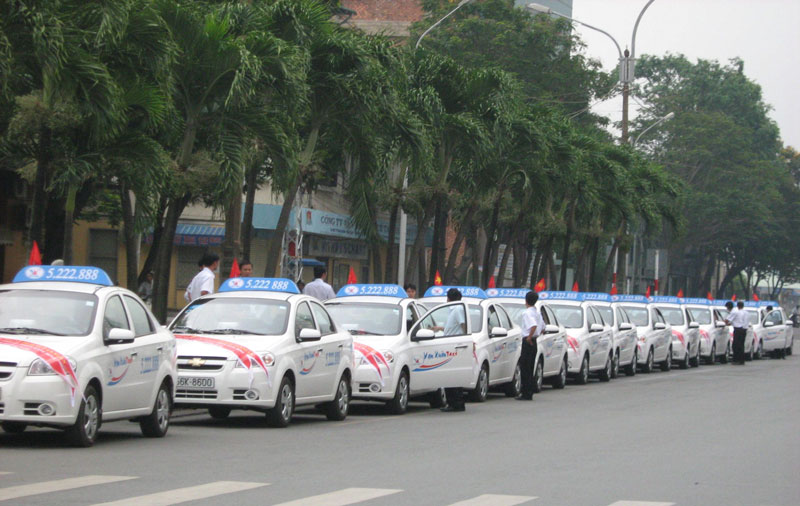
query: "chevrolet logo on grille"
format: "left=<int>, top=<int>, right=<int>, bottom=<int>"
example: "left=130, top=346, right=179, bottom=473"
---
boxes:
left=188, top=357, right=206, bottom=368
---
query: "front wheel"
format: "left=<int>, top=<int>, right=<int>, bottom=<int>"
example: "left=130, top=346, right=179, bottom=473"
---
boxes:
left=1, top=422, right=27, bottom=434
left=625, top=349, right=638, bottom=376
left=575, top=354, right=589, bottom=385
left=706, top=343, right=716, bottom=365
left=504, top=362, right=522, bottom=397
left=599, top=353, right=612, bottom=382
left=325, top=375, right=350, bottom=421
left=690, top=343, right=701, bottom=367
left=746, top=342, right=754, bottom=361
left=642, top=348, right=654, bottom=374
left=469, top=364, right=489, bottom=402
left=720, top=343, right=730, bottom=364
left=208, top=406, right=231, bottom=419
left=532, top=359, right=544, bottom=393
left=387, top=371, right=409, bottom=415
left=679, top=347, right=690, bottom=370
left=65, top=385, right=101, bottom=447
left=551, top=357, right=567, bottom=389
left=787, top=338, right=793, bottom=356
left=660, top=347, right=672, bottom=371
left=266, top=376, right=294, bottom=428
left=611, top=350, right=620, bottom=379
left=428, top=389, right=446, bottom=408
left=754, top=341, right=763, bottom=360
left=140, top=381, right=171, bottom=438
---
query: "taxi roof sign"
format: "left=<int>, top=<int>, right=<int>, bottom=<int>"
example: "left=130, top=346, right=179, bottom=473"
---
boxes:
left=423, top=285, right=487, bottom=299
left=682, top=297, right=710, bottom=306
left=336, top=284, right=407, bottom=298
left=485, top=288, right=530, bottom=299
left=743, top=301, right=760, bottom=308
left=711, top=299, right=732, bottom=307
left=759, top=300, right=779, bottom=308
left=649, top=295, right=683, bottom=305
left=538, top=291, right=583, bottom=302
left=219, top=277, right=299, bottom=294
left=583, top=292, right=611, bottom=302
left=611, top=294, right=649, bottom=304
left=12, top=265, right=113, bottom=286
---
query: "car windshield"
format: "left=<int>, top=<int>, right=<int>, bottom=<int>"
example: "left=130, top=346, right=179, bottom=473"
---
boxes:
left=550, top=304, right=583, bottom=329
left=688, top=307, right=712, bottom=325
left=595, top=306, right=613, bottom=326
left=0, top=290, right=98, bottom=336
left=325, top=302, right=402, bottom=336
left=658, top=307, right=684, bottom=326
left=717, top=308, right=730, bottom=318
left=503, top=303, right=526, bottom=327
left=746, top=310, right=760, bottom=325
left=622, top=306, right=649, bottom=327
left=171, top=297, right=289, bottom=336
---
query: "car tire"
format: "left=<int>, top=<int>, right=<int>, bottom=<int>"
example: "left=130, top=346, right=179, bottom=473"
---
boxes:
left=208, top=406, right=231, bottom=419
left=65, top=384, right=101, bottom=447
left=754, top=340, right=763, bottom=360
left=504, top=362, right=522, bottom=397
left=599, top=353, right=612, bottom=382
left=552, top=356, right=567, bottom=389
left=642, top=348, right=654, bottom=374
left=746, top=342, right=754, bottom=361
left=140, top=381, right=171, bottom=438
left=1, top=422, right=27, bottom=434
left=691, top=343, right=701, bottom=368
left=721, top=343, right=730, bottom=364
left=679, top=347, right=690, bottom=369
left=325, top=374, right=350, bottom=421
left=266, top=376, right=294, bottom=428
left=786, top=338, right=793, bottom=356
left=387, top=371, right=409, bottom=415
left=660, top=347, right=672, bottom=371
left=611, top=350, right=620, bottom=379
left=706, top=343, right=716, bottom=365
left=575, top=354, right=589, bottom=385
left=428, top=389, right=447, bottom=408
left=469, top=363, right=489, bottom=402
left=532, top=358, right=544, bottom=393
left=624, top=350, right=637, bottom=376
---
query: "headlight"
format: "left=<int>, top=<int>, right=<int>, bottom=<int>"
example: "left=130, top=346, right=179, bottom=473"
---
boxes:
left=262, top=353, right=275, bottom=367
left=381, top=350, right=394, bottom=363
left=29, top=357, right=77, bottom=376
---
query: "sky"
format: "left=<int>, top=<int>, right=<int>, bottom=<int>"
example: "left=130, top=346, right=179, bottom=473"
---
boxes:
left=570, top=0, right=800, bottom=148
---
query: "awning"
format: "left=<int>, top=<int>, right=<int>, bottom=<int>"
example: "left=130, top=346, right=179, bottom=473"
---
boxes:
left=290, top=258, right=326, bottom=267
left=145, top=224, right=225, bottom=246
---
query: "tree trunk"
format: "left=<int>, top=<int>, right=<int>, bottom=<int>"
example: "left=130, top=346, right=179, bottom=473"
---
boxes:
left=559, top=202, right=577, bottom=291
left=601, top=234, right=620, bottom=293
left=120, top=184, right=139, bottom=290
left=406, top=209, right=431, bottom=284
left=429, top=200, right=444, bottom=287
left=444, top=201, right=477, bottom=283
left=151, top=193, right=191, bottom=323
left=62, top=185, right=77, bottom=265
left=222, top=189, right=242, bottom=280
left=43, top=195, right=65, bottom=264
left=573, top=238, right=592, bottom=291
left=482, top=190, right=503, bottom=287
left=587, top=237, right=600, bottom=291
left=384, top=201, right=399, bottom=284
left=520, top=241, right=536, bottom=288
left=497, top=234, right=513, bottom=287
left=28, top=125, right=51, bottom=248
left=241, top=160, right=258, bottom=263
left=139, top=197, right=167, bottom=285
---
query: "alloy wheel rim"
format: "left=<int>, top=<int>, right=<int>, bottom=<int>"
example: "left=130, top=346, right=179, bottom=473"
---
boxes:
left=156, top=389, right=169, bottom=431
left=480, top=368, right=488, bottom=397
left=582, top=357, right=588, bottom=382
left=281, top=384, right=292, bottom=421
left=536, top=363, right=543, bottom=389
left=84, top=395, right=98, bottom=440
left=514, top=365, right=522, bottom=393
left=338, top=380, right=348, bottom=413
left=399, top=376, right=408, bottom=408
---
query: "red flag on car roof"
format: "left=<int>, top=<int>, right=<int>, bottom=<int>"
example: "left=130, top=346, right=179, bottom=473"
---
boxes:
left=732, top=294, right=737, bottom=301
left=707, top=291, right=713, bottom=300
left=645, top=286, right=651, bottom=297
left=677, top=289, right=684, bottom=297
left=347, top=266, right=357, bottom=285
left=229, top=258, right=240, bottom=278
left=28, top=241, right=42, bottom=265
left=534, top=278, right=546, bottom=292
left=752, top=293, right=759, bottom=302
left=572, top=281, right=579, bottom=292
left=488, top=276, right=496, bottom=288
left=610, top=283, right=618, bottom=295
left=434, top=270, right=442, bottom=286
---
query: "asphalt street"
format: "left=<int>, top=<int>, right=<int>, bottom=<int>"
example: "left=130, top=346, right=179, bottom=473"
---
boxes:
left=1, top=355, right=798, bottom=506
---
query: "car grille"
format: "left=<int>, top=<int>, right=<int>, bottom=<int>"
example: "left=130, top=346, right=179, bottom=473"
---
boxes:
left=0, top=361, right=16, bottom=380
left=24, top=403, right=42, bottom=416
left=232, top=389, right=248, bottom=400
left=175, top=389, right=218, bottom=400
left=177, top=356, right=226, bottom=371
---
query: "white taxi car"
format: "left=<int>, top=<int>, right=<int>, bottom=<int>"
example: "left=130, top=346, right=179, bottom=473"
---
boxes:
left=590, top=294, right=639, bottom=378
left=683, top=298, right=729, bottom=365
left=169, top=278, right=353, bottom=427
left=0, top=266, right=176, bottom=447
left=421, top=286, right=523, bottom=401
left=539, top=291, right=615, bottom=384
left=324, top=284, right=474, bottom=413
left=759, top=301, right=794, bottom=357
left=710, top=300, right=734, bottom=363
left=485, top=288, right=569, bottom=392
left=612, top=295, right=673, bottom=373
left=650, top=296, right=701, bottom=370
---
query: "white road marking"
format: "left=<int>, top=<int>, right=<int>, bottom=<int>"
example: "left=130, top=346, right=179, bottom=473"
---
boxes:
left=607, top=501, right=675, bottom=506
left=91, top=481, right=267, bottom=506
left=0, top=473, right=11, bottom=476
left=448, top=494, right=537, bottom=505
left=0, top=475, right=136, bottom=502
left=272, top=487, right=402, bottom=506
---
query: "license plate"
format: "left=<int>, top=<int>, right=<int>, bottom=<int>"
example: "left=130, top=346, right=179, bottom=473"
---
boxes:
left=177, top=377, right=214, bottom=389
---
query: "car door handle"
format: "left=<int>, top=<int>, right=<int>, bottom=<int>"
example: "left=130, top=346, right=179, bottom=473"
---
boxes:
left=130, top=352, right=138, bottom=358
left=317, top=348, right=324, bottom=353
left=338, top=344, right=344, bottom=348
left=157, top=346, right=164, bottom=352
left=455, top=345, right=469, bottom=349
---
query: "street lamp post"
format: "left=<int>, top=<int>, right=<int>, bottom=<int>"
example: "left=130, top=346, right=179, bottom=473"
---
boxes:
left=398, top=0, right=473, bottom=287
left=633, top=111, right=674, bottom=146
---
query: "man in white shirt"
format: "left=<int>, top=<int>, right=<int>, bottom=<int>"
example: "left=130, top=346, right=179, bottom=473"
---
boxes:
left=439, top=288, right=467, bottom=412
left=185, top=253, right=219, bottom=303
left=725, top=300, right=750, bottom=365
left=303, top=266, right=336, bottom=301
left=518, top=291, right=545, bottom=400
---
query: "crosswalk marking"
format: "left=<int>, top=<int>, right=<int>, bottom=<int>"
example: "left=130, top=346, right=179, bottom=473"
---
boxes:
left=91, top=481, right=268, bottom=506
left=607, top=502, right=674, bottom=506
left=0, top=473, right=11, bottom=476
left=272, top=487, right=402, bottom=506
left=0, top=475, right=136, bottom=502
left=448, top=494, right=537, bottom=505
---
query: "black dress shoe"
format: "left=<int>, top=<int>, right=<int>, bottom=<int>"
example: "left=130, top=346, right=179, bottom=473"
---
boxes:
left=515, top=395, right=533, bottom=401
left=440, top=405, right=465, bottom=412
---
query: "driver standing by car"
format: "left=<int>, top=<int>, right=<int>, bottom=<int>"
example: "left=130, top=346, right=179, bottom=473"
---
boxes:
left=518, top=291, right=544, bottom=401
left=441, top=288, right=467, bottom=412
left=725, top=300, right=750, bottom=365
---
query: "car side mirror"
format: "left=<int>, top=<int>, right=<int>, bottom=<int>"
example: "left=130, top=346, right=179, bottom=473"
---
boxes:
left=589, top=323, right=604, bottom=332
left=764, top=321, right=774, bottom=328
left=297, top=328, right=322, bottom=342
left=715, top=321, right=726, bottom=328
left=785, top=320, right=793, bottom=326
left=619, top=322, right=633, bottom=331
left=106, top=328, right=135, bottom=345
left=688, top=322, right=700, bottom=329
left=544, top=324, right=560, bottom=334
left=489, top=327, right=508, bottom=338
left=412, top=328, right=435, bottom=341
left=654, top=322, right=667, bottom=330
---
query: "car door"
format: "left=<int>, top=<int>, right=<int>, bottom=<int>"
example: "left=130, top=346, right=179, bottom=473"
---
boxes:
left=537, top=305, right=557, bottom=374
left=763, top=309, right=784, bottom=348
left=100, top=293, right=141, bottom=413
left=293, top=301, right=327, bottom=399
left=711, top=309, right=728, bottom=353
left=486, top=305, right=510, bottom=380
left=615, top=307, right=632, bottom=364
left=309, top=301, right=346, bottom=396
left=651, top=308, right=670, bottom=359
left=497, top=305, right=521, bottom=377
left=122, top=295, right=165, bottom=409
left=586, top=306, right=605, bottom=367
left=408, top=302, right=474, bottom=390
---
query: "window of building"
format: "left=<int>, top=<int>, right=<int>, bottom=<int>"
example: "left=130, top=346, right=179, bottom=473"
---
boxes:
left=89, top=230, right=118, bottom=282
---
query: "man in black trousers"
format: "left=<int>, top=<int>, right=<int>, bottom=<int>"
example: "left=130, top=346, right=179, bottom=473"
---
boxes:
left=518, top=291, right=544, bottom=400
left=726, top=300, right=750, bottom=365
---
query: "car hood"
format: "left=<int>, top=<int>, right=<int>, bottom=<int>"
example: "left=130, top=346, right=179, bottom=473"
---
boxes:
left=0, top=335, right=92, bottom=368
left=173, top=333, right=286, bottom=360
